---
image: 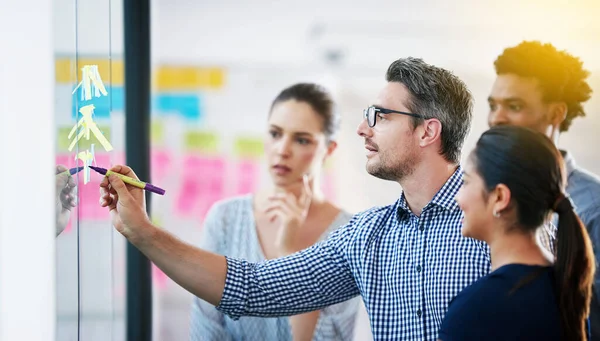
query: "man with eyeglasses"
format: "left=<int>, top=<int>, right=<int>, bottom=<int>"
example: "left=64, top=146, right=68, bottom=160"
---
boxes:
left=98, top=57, right=491, bottom=340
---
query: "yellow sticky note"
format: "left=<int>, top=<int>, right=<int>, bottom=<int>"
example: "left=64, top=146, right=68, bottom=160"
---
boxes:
left=72, top=65, right=108, bottom=101
left=155, top=66, right=226, bottom=90
left=234, top=136, right=264, bottom=159
left=184, top=130, right=219, bottom=153
left=55, top=57, right=124, bottom=86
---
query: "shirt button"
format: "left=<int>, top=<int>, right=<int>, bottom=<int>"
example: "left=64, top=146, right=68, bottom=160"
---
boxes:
left=416, top=265, right=422, bottom=272
left=417, top=309, right=422, bottom=317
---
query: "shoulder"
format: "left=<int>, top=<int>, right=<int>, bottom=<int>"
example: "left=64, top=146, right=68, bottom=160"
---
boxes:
left=206, top=194, right=253, bottom=219
left=318, top=203, right=398, bottom=249
left=439, top=272, right=513, bottom=337
left=568, top=168, right=600, bottom=212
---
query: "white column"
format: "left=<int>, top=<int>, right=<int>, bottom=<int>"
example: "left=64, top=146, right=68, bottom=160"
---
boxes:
left=0, top=1, right=55, bottom=341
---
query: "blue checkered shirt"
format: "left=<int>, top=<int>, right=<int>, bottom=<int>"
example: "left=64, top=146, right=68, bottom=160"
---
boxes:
left=217, top=167, right=492, bottom=340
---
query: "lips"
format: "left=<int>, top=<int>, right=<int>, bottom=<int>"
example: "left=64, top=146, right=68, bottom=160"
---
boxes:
left=272, top=164, right=292, bottom=175
left=365, top=145, right=377, bottom=152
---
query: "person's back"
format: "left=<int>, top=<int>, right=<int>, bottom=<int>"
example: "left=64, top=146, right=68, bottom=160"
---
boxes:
left=440, top=264, right=560, bottom=340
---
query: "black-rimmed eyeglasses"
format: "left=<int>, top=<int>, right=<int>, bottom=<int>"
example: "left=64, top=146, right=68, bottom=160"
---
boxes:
left=363, top=105, right=424, bottom=127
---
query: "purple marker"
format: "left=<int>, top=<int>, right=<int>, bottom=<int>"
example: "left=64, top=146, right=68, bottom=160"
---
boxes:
left=69, top=166, right=85, bottom=175
left=88, top=165, right=166, bottom=195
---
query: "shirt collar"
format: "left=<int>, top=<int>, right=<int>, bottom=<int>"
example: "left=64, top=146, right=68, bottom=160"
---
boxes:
left=560, top=150, right=576, bottom=178
left=397, top=165, right=463, bottom=218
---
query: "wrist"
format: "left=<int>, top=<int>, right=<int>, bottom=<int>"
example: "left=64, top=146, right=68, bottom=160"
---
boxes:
left=129, top=220, right=158, bottom=247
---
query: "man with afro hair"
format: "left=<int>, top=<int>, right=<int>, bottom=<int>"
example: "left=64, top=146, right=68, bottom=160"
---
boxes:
left=488, top=40, right=600, bottom=340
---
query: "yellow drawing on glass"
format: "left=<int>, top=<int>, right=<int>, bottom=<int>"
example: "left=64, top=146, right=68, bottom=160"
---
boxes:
left=72, top=65, right=108, bottom=101
left=67, top=104, right=114, bottom=152
left=75, top=145, right=95, bottom=184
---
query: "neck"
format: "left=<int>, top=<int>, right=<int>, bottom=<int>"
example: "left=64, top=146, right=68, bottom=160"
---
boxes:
left=488, top=229, right=551, bottom=271
left=399, top=158, right=458, bottom=216
left=547, top=125, right=560, bottom=146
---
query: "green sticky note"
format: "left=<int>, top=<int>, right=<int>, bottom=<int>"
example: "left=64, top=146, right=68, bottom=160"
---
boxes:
left=57, top=125, right=111, bottom=152
left=151, top=121, right=164, bottom=144
left=234, top=136, right=264, bottom=159
left=184, top=130, right=219, bottom=152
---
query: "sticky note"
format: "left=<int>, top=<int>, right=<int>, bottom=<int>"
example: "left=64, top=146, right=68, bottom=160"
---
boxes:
left=155, top=66, right=225, bottom=90
left=55, top=57, right=124, bottom=86
left=183, top=130, right=218, bottom=153
left=57, top=125, right=111, bottom=152
left=150, top=149, right=172, bottom=183
left=153, top=93, right=202, bottom=121
left=67, top=104, right=114, bottom=152
left=175, top=155, right=226, bottom=219
left=76, top=152, right=112, bottom=221
left=72, top=65, right=108, bottom=101
left=76, top=148, right=95, bottom=184
left=233, top=160, right=259, bottom=195
left=151, top=121, right=165, bottom=144
left=72, top=86, right=123, bottom=119
left=234, top=136, right=264, bottom=159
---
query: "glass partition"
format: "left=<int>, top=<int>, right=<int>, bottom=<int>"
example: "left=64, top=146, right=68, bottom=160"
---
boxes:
left=54, top=0, right=125, bottom=339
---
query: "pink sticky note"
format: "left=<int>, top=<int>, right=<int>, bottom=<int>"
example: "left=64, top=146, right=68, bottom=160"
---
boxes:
left=56, top=154, right=76, bottom=233
left=151, top=149, right=172, bottom=183
left=175, top=155, right=226, bottom=219
left=234, top=159, right=259, bottom=195
left=76, top=152, right=113, bottom=221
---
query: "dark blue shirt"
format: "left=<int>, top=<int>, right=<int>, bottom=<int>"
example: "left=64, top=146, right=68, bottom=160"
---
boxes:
left=438, top=264, right=560, bottom=341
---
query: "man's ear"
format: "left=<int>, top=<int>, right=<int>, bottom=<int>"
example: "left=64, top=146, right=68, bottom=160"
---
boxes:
left=418, top=118, right=442, bottom=148
left=549, top=102, right=568, bottom=128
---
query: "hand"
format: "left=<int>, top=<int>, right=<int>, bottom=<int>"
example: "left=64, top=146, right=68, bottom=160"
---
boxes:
left=265, top=175, right=312, bottom=256
left=99, top=165, right=152, bottom=241
left=56, top=165, right=77, bottom=236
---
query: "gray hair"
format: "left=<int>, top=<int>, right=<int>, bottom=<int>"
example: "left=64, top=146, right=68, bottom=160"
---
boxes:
left=386, top=57, right=473, bottom=164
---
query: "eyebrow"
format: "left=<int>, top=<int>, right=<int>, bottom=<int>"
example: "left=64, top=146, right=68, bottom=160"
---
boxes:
left=487, top=96, right=525, bottom=103
left=270, top=124, right=315, bottom=137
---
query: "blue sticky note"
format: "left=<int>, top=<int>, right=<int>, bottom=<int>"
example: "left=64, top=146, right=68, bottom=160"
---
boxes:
left=153, top=93, right=202, bottom=121
left=72, top=86, right=124, bottom=119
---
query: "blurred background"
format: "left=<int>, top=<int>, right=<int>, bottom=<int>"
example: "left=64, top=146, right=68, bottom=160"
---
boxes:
left=4, top=0, right=600, bottom=340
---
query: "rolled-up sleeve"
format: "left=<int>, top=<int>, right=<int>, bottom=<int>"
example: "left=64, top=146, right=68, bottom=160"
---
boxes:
left=216, top=222, right=361, bottom=320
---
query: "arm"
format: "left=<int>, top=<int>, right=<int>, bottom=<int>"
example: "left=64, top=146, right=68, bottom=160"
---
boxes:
left=99, top=165, right=360, bottom=318
left=189, top=203, right=230, bottom=341
left=266, top=176, right=319, bottom=341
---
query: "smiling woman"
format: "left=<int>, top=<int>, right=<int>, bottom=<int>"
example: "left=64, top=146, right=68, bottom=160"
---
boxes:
left=189, top=83, right=361, bottom=341
left=439, top=125, right=595, bottom=341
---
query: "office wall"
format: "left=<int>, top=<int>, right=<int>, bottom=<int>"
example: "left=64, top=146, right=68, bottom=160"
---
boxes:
left=0, top=1, right=55, bottom=341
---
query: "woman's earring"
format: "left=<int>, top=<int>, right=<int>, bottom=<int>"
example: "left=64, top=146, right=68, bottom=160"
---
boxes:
left=493, top=210, right=500, bottom=218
